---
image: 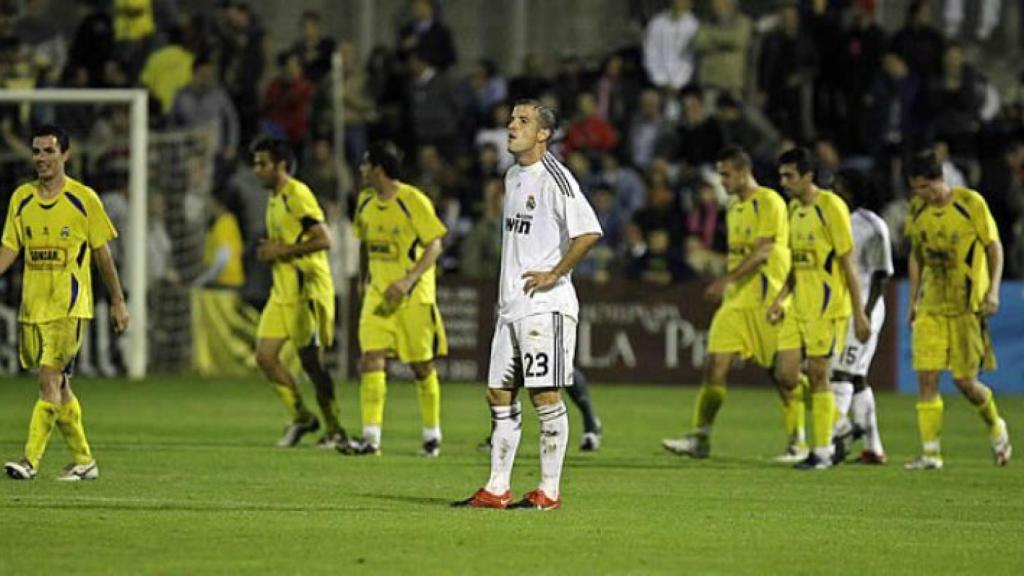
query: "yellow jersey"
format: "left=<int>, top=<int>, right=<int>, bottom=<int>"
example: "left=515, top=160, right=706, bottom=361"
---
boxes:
left=265, top=177, right=334, bottom=303
left=906, top=187, right=998, bottom=315
left=2, top=177, right=117, bottom=323
left=354, top=182, right=447, bottom=306
left=788, top=189, right=854, bottom=321
left=723, top=186, right=791, bottom=308
left=204, top=211, right=245, bottom=287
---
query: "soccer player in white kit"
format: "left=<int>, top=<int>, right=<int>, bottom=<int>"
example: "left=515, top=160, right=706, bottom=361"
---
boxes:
left=830, top=169, right=893, bottom=464
left=454, top=100, right=602, bottom=510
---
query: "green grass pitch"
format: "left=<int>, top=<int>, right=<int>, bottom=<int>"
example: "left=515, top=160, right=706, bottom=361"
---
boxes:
left=1, top=376, right=1022, bottom=575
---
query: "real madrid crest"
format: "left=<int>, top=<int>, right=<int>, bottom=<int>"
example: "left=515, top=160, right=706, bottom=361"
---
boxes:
left=60, top=226, right=70, bottom=239
left=526, top=195, right=536, bottom=210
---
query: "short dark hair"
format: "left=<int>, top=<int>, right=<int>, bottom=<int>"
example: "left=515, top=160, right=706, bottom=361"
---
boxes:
left=778, top=146, right=815, bottom=176
left=907, top=149, right=943, bottom=180
left=193, top=55, right=213, bottom=72
left=513, top=99, right=559, bottom=135
left=365, top=141, right=403, bottom=178
left=716, top=145, right=752, bottom=170
left=32, top=124, right=70, bottom=153
left=251, top=137, right=294, bottom=167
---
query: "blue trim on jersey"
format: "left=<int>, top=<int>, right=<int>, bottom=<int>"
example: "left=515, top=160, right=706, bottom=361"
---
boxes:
left=65, top=192, right=87, bottom=217
left=16, top=196, right=33, bottom=216
left=68, top=275, right=80, bottom=313
left=821, top=282, right=831, bottom=316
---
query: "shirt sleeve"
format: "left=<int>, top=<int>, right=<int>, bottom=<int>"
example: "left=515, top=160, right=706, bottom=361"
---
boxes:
left=2, top=191, right=22, bottom=251
left=87, top=192, right=118, bottom=249
left=406, top=191, right=447, bottom=244
left=292, top=186, right=326, bottom=230
left=870, top=217, right=895, bottom=277
left=827, top=196, right=854, bottom=257
left=970, top=192, right=999, bottom=247
left=756, top=193, right=784, bottom=240
left=555, top=174, right=603, bottom=239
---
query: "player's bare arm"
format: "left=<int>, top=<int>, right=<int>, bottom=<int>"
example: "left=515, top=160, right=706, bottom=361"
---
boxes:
left=907, top=248, right=921, bottom=325
left=982, top=238, right=1003, bottom=317
left=767, top=270, right=794, bottom=324
left=384, top=236, right=444, bottom=302
left=0, top=246, right=18, bottom=276
left=94, top=243, right=129, bottom=334
left=865, top=271, right=889, bottom=317
left=706, top=236, right=774, bottom=302
left=522, top=232, right=601, bottom=296
left=258, top=222, right=331, bottom=262
left=840, top=251, right=871, bottom=343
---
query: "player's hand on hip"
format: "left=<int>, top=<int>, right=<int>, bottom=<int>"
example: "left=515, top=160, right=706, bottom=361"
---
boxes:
left=853, top=311, right=871, bottom=343
left=704, top=278, right=727, bottom=302
left=766, top=302, right=784, bottom=325
left=981, top=290, right=1000, bottom=317
left=111, top=299, right=129, bottom=334
left=384, top=276, right=413, bottom=302
left=522, top=270, right=559, bottom=296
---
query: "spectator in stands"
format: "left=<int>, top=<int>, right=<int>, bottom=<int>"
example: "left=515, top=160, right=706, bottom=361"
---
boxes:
left=715, top=93, right=778, bottom=165
left=291, top=10, right=335, bottom=84
left=629, top=171, right=687, bottom=264
left=113, top=0, right=156, bottom=76
left=140, top=25, right=194, bottom=116
left=934, top=139, right=968, bottom=188
left=468, top=58, right=507, bottom=121
left=807, top=0, right=846, bottom=134
left=553, top=53, right=587, bottom=119
left=564, top=92, right=618, bottom=156
left=979, top=139, right=1024, bottom=275
left=298, top=133, right=341, bottom=205
left=398, top=0, right=456, bottom=70
left=263, top=50, right=315, bottom=148
left=757, top=1, right=817, bottom=142
left=814, top=137, right=842, bottom=187
left=890, top=0, right=945, bottom=82
left=172, top=55, right=240, bottom=165
left=365, top=45, right=405, bottom=145
left=693, top=0, right=752, bottom=98
left=595, top=53, right=638, bottom=133
left=683, top=178, right=727, bottom=278
left=929, top=41, right=985, bottom=156
left=14, top=0, right=67, bottom=85
left=474, top=102, right=514, bottom=172
left=627, top=89, right=668, bottom=170
left=407, top=51, right=467, bottom=162
left=675, top=85, right=723, bottom=171
left=339, top=41, right=376, bottom=171
left=460, top=177, right=504, bottom=279
left=642, top=0, right=699, bottom=94
left=218, top=2, right=266, bottom=145
left=870, top=52, right=927, bottom=166
left=66, top=0, right=114, bottom=87
left=597, top=153, right=646, bottom=219
left=943, top=0, right=1002, bottom=43
left=507, top=53, right=551, bottom=102
left=840, top=0, right=887, bottom=154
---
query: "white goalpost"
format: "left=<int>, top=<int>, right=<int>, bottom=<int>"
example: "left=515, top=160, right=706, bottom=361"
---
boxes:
left=0, top=89, right=148, bottom=380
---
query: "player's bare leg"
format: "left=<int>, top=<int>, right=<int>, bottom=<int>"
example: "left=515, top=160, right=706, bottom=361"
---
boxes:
left=953, top=376, right=1011, bottom=466
left=298, top=346, right=347, bottom=449
left=411, top=360, right=442, bottom=457
left=257, top=338, right=318, bottom=447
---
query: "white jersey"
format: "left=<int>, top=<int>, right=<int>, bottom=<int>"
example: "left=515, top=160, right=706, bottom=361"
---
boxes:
left=498, top=152, right=602, bottom=324
left=851, top=208, right=894, bottom=306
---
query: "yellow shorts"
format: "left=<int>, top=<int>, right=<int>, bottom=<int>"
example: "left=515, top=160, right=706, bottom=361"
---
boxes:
left=912, top=312, right=989, bottom=379
left=778, top=314, right=848, bottom=358
left=359, top=298, right=448, bottom=363
left=707, top=305, right=780, bottom=368
left=19, top=318, right=86, bottom=371
left=257, top=297, right=335, bottom=348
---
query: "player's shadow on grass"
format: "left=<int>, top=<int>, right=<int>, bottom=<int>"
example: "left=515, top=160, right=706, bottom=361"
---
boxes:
left=356, top=492, right=453, bottom=507
left=565, top=455, right=785, bottom=471
left=2, top=499, right=389, bottom=513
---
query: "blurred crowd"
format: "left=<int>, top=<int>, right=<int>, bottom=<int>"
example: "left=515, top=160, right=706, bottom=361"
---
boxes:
left=2, top=0, right=1024, bottom=290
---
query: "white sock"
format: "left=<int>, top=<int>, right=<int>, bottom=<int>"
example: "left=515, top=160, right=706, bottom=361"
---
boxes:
left=852, top=387, right=884, bottom=454
left=537, top=401, right=569, bottom=499
left=832, top=381, right=854, bottom=420
left=422, top=426, right=441, bottom=443
left=484, top=402, right=522, bottom=495
left=362, top=425, right=381, bottom=447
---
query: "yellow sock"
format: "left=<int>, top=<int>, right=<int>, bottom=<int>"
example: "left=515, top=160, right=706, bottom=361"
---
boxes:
left=273, top=384, right=309, bottom=422
left=916, top=397, right=944, bottom=456
left=416, top=370, right=441, bottom=429
left=812, top=391, right=836, bottom=450
left=56, top=396, right=93, bottom=465
left=691, top=384, right=726, bottom=432
left=798, top=373, right=811, bottom=403
left=360, top=371, right=387, bottom=428
left=783, top=396, right=807, bottom=446
left=25, top=399, right=60, bottom=469
left=975, top=389, right=1002, bottom=438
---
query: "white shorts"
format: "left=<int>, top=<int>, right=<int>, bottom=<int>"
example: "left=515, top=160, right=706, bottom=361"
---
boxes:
left=832, top=300, right=886, bottom=378
left=487, top=312, right=577, bottom=389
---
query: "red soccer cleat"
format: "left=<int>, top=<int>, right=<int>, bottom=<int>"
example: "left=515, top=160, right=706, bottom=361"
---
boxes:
left=451, top=488, right=514, bottom=509
left=508, top=489, right=561, bottom=511
left=856, top=450, right=888, bottom=465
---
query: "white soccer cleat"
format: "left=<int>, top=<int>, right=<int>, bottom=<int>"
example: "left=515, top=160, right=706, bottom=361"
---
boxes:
left=992, top=418, right=1012, bottom=467
left=774, top=444, right=810, bottom=464
left=276, top=417, right=320, bottom=447
left=57, top=461, right=99, bottom=481
left=904, top=455, right=944, bottom=470
left=4, top=459, right=36, bottom=480
left=580, top=432, right=602, bottom=452
left=662, top=434, right=709, bottom=458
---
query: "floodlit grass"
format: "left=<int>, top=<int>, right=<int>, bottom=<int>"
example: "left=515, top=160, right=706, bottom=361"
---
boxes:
left=1, top=376, right=1021, bottom=575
